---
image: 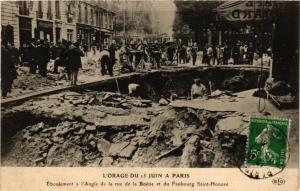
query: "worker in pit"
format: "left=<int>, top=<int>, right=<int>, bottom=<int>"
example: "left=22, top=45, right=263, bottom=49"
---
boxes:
left=191, top=78, right=208, bottom=99
left=128, top=83, right=141, bottom=97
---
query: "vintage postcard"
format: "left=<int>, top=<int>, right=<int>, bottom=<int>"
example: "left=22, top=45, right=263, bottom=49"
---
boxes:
left=1, top=0, right=299, bottom=190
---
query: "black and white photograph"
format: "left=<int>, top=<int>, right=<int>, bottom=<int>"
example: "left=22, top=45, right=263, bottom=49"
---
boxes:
left=1, top=0, right=298, bottom=178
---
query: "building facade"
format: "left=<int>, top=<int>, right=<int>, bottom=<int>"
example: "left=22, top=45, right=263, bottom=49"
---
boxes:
left=1, top=1, right=115, bottom=50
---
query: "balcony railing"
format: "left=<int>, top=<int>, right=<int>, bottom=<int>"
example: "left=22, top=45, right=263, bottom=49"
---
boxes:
left=55, top=14, right=61, bottom=20
left=36, top=11, right=43, bottom=18
left=19, top=7, right=29, bottom=16
left=67, top=13, right=73, bottom=23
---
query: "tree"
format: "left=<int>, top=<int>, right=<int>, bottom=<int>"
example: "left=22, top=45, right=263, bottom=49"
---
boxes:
left=173, top=1, right=222, bottom=45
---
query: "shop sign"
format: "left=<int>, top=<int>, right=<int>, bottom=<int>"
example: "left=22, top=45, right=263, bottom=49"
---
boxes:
left=37, top=21, right=53, bottom=29
left=216, top=1, right=274, bottom=21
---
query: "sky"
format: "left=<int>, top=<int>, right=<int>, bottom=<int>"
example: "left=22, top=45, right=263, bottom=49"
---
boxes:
left=150, top=1, right=176, bottom=36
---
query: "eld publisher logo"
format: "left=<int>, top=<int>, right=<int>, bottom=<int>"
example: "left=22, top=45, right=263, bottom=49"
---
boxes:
left=272, top=178, right=285, bottom=186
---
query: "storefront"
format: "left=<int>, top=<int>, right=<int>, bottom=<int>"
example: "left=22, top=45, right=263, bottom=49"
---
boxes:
left=100, top=28, right=113, bottom=49
left=77, top=23, right=92, bottom=49
left=2, top=24, right=14, bottom=46
left=215, top=1, right=274, bottom=49
left=92, top=27, right=101, bottom=50
left=35, top=20, right=53, bottom=41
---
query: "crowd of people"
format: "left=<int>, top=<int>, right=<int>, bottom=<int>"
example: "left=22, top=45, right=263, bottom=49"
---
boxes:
left=201, top=41, right=272, bottom=65
left=115, top=39, right=200, bottom=73
left=1, top=37, right=271, bottom=98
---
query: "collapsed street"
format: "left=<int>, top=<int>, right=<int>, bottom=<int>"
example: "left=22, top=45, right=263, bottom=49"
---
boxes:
left=1, top=66, right=298, bottom=168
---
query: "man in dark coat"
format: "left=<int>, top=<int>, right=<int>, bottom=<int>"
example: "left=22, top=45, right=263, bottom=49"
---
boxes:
left=248, top=43, right=254, bottom=65
left=83, top=43, right=88, bottom=57
left=231, top=43, right=240, bottom=65
left=67, top=42, right=84, bottom=85
left=9, top=44, right=20, bottom=66
left=108, top=41, right=117, bottom=76
left=29, top=39, right=37, bottom=73
left=1, top=40, right=17, bottom=97
left=53, top=40, right=67, bottom=73
left=36, top=40, right=50, bottom=77
left=191, top=43, right=198, bottom=65
left=167, top=43, right=175, bottom=64
left=223, top=43, right=230, bottom=65
left=151, top=40, right=162, bottom=68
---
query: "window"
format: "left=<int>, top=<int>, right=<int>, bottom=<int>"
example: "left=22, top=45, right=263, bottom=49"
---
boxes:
left=96, top=11, right=99, bottom=26
left=55, top=1, right=60, bottom=19
left=85, top=6, right=88, bottom=23
left=38, top=1, right=42, bottom=12
left=47, top=1, right=52, bottom=20
left=78, top=4, right=81, bottom=22
left=67, top=3, right=72, bottom=23
left=37, top=1, right=43, bottom=18
left=19, top=1, right=29, bottom=15
left=91, top=9, right=94, bottom=25
left=67, top=29, right=73, bottom=42
left=105, top=12, right=108, bottom=28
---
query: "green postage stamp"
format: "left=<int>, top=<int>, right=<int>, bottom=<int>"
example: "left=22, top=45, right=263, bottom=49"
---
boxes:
left=246, top=117, right=290, bottom=168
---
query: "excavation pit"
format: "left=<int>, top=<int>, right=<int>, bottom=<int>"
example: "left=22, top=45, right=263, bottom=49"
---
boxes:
left=2, top=67, right=297, bottom=168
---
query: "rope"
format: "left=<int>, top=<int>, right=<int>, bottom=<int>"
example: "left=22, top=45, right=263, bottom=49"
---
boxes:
left=115, top=78, right=120, bottom=94
left=257, top=1, right=267, bottom=113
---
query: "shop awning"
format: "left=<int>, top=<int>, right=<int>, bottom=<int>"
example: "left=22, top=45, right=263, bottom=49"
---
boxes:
left=215, top=1, right=274, bottom=21
left=100, top=28, right=112, bottom=33
left=92, top=27, right=101, bottom=31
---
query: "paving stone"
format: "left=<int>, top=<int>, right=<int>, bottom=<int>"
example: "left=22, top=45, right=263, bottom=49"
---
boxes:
left=119, top=144, right=137, bottom=158
left=85, top=125, right=97, bottom=131
left=101, top=157, right=114, bottom=167
left=108, top=142, right=130, bottom=157
left=97, top=139, right=111, bottom=157
left=46, top=142, right=83, bottom=167
left=159, top=98, right=169, bottom=106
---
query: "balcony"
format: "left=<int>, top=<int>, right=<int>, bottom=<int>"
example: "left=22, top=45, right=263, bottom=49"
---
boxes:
left=67, top=13, right=74, bottom=23
left=36, top=11, right=43, bottom=18
left=55, top=14, right=61, bottom=20
left=19, top=7, right=29, bottom=16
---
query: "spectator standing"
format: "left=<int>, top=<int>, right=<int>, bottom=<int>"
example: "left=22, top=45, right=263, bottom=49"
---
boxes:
left=202, top=44, right=208, bottom=65
left=223, top=43, right=230, bottom=65
left=67, top=42, right=84, bottom=85
left=167, top=43, right=175, bottom=64
left=29, top=39, right=37, bottom=73
left=83, top=43, right=88, bottom=57
left=212, top=45, right=218, bottom=65
left=179, top=44, right=187, bottom=64
left=151, top=40, right=162, bottom=68
left=99, top=47, right=110, bottom=75
left=207, top=45, right=213, bottom=65
left=54, top=39, right=68, bottom=73
left=36, top=40, right=50, bottom=77
left=191, top=42, right=198, bottom=65
left=217, top=45, right=224, bottom=65
left=239, top=43, right=245, bottom=64
left=248, top=43, right=254, bottom=65
left=108, top=41, right=117, bottom=76
left=1, top=40, right=17, bottom=97
left=231, top=43, right=240, bottom=65
left=9, top=44, right=20, bottom=66
left=19, top=43, right=27, bottom=65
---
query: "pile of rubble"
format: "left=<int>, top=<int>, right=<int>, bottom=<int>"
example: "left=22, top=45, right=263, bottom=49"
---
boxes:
left=53, top=91, right=153, bottom=109
left=2, top=84, right=253, bottom=168
left=3, top=101, right=247, bottom=167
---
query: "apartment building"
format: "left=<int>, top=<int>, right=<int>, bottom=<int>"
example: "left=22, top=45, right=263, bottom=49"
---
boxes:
left=1, top=1, right=115, bottom=49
